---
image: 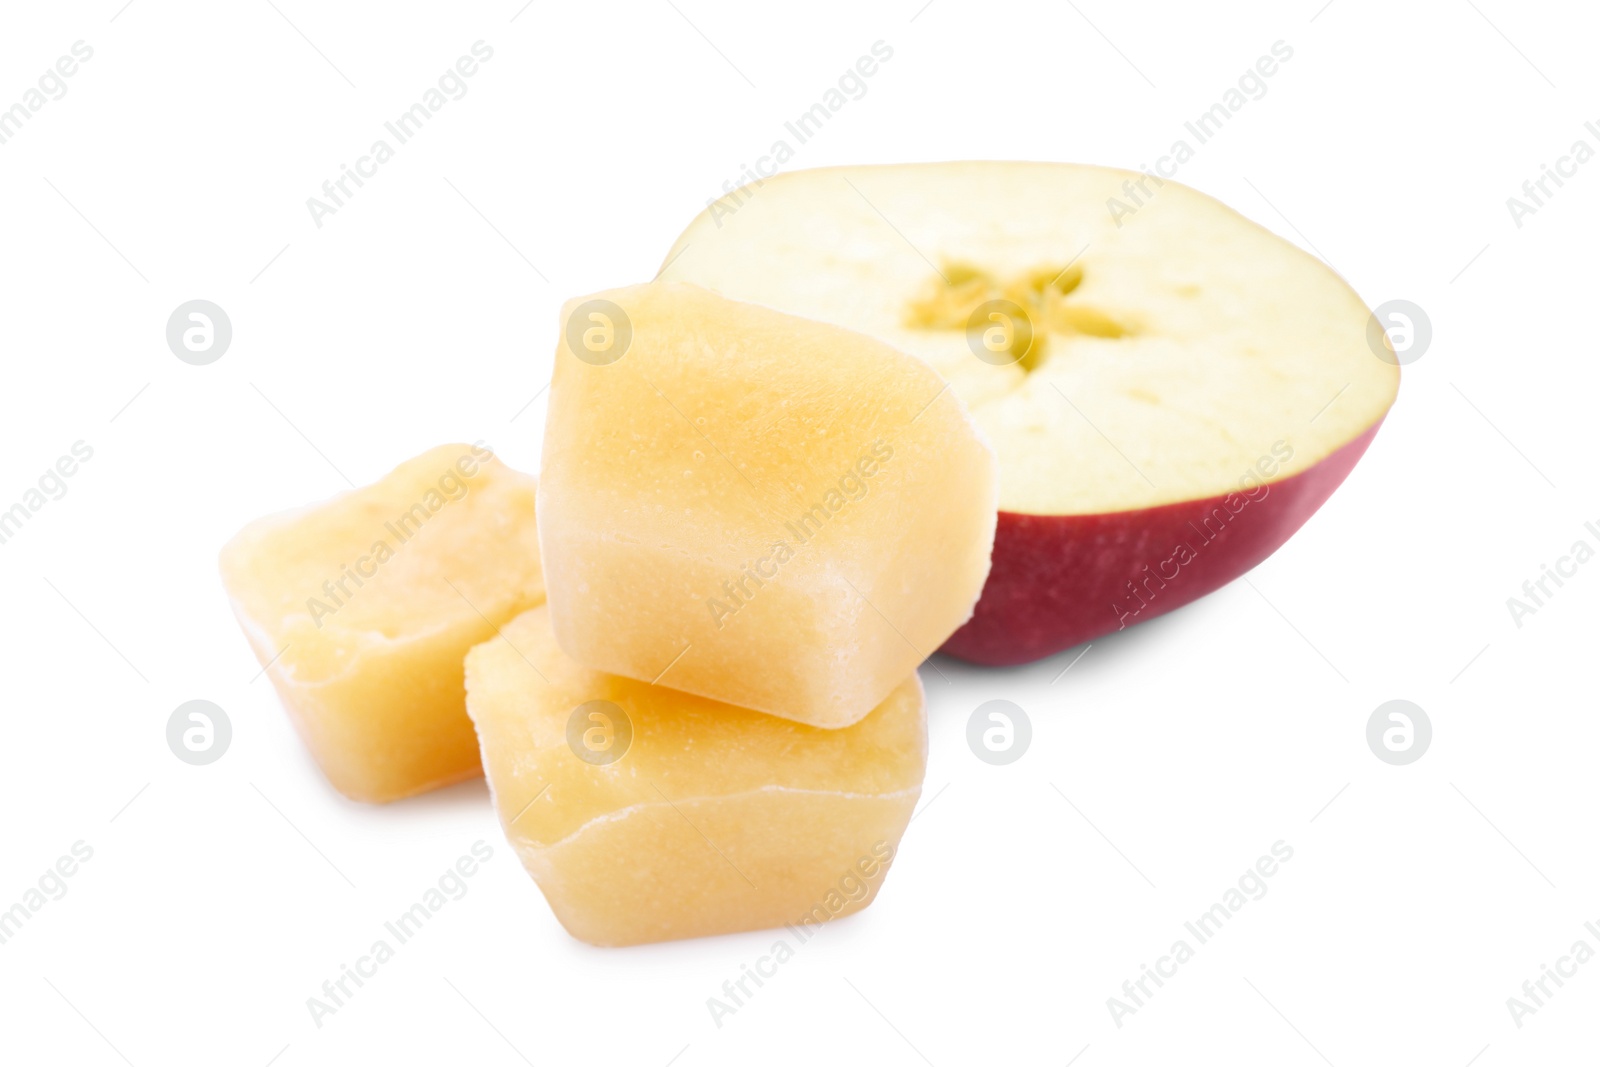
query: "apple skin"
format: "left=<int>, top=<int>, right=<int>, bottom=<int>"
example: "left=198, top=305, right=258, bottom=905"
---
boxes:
left=939, top=420, right=1386, bottom=666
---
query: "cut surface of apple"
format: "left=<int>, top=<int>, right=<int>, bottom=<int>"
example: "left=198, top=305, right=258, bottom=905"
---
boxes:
left=464, top=606, right=926, bottom=947
left=220, top=444, right=545, bottom=802
left=538, top=281, right=997, bottom=725
left=658, top=162, right=1400, bottom=664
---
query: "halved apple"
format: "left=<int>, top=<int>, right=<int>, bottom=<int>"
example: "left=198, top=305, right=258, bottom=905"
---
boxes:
left=659, top=162, right=1399, bottom=665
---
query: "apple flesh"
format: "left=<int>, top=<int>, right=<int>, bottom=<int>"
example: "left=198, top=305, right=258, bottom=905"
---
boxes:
left=657, top=162, right=1399, bottom=664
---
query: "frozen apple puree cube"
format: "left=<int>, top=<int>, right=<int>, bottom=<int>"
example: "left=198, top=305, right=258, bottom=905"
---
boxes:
left=540, top=282, right=998, bottom=728
left=220, top=443, right=544, bottom=803
left=464, top=606, right=926, bottom=947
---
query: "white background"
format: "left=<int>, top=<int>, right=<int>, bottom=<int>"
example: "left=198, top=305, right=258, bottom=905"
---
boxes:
left=0, top=1, right=1595, bottom=1064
